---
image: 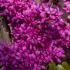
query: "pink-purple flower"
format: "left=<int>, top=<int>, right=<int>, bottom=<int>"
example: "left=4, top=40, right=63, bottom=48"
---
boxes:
left=0, top=0, right=70, bottom=70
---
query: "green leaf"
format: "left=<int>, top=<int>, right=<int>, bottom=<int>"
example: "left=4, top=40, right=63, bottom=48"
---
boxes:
left=62, top=62, right=70, bottom=70
left=57, top=64, right=65, bottom=70
left=49, top=62, right=57, bottom=70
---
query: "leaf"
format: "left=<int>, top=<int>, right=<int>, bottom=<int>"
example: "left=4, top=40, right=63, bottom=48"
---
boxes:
left=49, top=62, right=57, bottom=70
left=57, top=64, right=65, bottom=70
left=62, top=62, right=70, bottom=70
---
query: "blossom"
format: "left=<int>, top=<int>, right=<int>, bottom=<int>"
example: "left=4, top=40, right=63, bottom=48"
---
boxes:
left=0, top=0, right=70, bottom=70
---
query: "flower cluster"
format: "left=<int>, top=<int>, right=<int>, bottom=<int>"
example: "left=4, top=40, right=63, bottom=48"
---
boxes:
left=0, top=42, right=14, bottom=70
left=0, top=41, right=29, bottom=70
left=0, top=0, right=70, bottom=70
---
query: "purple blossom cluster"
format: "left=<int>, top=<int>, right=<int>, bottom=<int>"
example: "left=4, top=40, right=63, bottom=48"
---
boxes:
left=0, top=41, right=29, bottom=70
left=0, top=0, right=70, bottom=70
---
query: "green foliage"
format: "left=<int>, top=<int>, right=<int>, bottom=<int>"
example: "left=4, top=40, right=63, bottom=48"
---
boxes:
left=49, top=61, right=70, bottom=70
left=57, top=64, right=65, bottom=70
left=49, top=62, right=57, bottom=70
left=62, top=62, right=70, bottom=70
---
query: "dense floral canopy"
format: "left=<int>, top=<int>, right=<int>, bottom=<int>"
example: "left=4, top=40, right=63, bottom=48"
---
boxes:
left=0, top=0, right=70, bottom=70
